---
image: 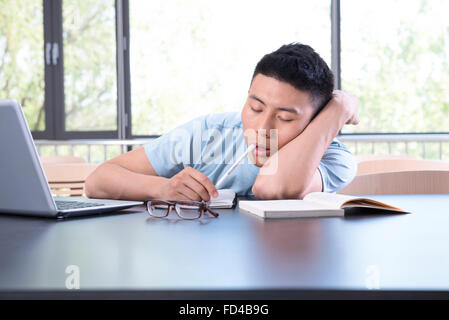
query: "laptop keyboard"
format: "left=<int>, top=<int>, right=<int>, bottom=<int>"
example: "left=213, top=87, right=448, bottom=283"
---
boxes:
left=55, top=200, right=105, bottom=211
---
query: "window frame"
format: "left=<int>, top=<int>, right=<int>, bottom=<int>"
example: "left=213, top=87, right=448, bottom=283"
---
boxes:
left=33, top=0, right=122, bottom=140
left=29, top=0, right=448, bottom=140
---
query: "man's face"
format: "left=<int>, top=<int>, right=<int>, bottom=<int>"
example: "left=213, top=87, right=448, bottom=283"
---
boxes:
left=241, top=74, right=316, bottom=167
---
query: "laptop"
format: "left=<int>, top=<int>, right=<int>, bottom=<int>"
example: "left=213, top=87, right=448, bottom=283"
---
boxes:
left=0, top=99, right=143, bottom=219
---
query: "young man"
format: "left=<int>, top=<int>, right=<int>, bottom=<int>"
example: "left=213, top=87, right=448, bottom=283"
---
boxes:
left=85, top=43, right=359, bottom=201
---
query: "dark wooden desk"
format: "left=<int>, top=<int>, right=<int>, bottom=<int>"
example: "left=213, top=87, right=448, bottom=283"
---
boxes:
left=1, top=194, right=449, bottom=299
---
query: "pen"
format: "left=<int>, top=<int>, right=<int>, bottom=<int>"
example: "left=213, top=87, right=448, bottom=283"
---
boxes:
left=215, top=144, right=256, bottom=190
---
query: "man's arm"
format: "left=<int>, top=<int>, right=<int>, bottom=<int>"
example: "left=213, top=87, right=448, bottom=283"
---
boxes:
left=85, top=148, right=218, bottom=201
left=84, top=148, right=167, bottom=200
left=252, top=91, right=359, bottom=199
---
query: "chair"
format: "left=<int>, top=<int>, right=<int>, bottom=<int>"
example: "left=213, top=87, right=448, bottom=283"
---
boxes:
left=356, top=159, right=449, bottom=176
left=42, top=163, right=98, bottom=197
left=338, top=159, right=449, bottom=195
left=40, top=156, right=86, bottom=164
left=356, top=154, right=418, bottom=162
left=338, top=170, right=449, bottom=194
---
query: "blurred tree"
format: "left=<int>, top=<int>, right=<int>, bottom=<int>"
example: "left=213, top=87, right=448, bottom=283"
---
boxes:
left=341, top=0, right=449, bottom=133
left=0, top=0, right=44, bottom=131
left=0, top=0, right=117, bottom=132
left=63, top=0, right=117, bottom=131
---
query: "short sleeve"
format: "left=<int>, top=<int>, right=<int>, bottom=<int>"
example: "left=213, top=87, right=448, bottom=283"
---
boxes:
left=317, top=139, right=357, bottom=193
left=143, top=117, right=203, bottom=178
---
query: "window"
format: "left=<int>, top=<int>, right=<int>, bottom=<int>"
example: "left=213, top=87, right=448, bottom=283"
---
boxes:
left=2, top=0, right=448, bottom=139
left=62, top=0, right=117, bottom=132
left=0, top=0, right=45, bottom=132
left=341, top=0, right=449, bottom=133
left=129, top=0, right=331, bottom=136
left=1, top=0, right=119, bottom=139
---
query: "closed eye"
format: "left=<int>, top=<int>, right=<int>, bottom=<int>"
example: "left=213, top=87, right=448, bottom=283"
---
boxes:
left=250, top=106, right=263, bottom=113
left=277, top=116, right=294, bottom=122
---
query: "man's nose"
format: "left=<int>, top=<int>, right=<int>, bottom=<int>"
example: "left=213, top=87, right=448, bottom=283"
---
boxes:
left=256, top=112, right=273, bottom=136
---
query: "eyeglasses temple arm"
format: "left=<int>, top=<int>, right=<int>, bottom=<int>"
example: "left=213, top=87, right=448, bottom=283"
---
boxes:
left=206, top=208, right=219, bottom=218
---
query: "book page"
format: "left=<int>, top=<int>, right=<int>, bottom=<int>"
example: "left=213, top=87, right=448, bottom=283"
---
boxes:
left=342, top=199, right=405, bottom=212
left=304, top=192, right=406, bottom=212
left=303, top=192, right=361, bottom=209
left=209, top=189, right=236, bottom=207
left=155, top=189, right=235, bottom=209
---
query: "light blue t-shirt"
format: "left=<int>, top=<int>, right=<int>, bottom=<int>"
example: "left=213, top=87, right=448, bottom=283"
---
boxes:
left=144, top=112, right=356, bottom=197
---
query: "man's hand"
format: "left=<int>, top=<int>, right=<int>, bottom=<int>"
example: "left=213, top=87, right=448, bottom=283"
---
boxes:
left=158, top=166, right=218, bottom=201
left=327, top=90, right=360, bottom=126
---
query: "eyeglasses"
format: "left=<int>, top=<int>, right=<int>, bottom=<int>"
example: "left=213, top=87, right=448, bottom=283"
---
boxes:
left=146, top=199, right=219, bottom=220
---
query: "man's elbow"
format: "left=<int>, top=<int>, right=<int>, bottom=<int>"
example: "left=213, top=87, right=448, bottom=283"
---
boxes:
left=252, top=180, right=307, bottom=200
left=84, top=173, right=97, bottom=198
left=252, top=183, right=282, bottom=199
left=84, top=166, right=106, bottom=199
left=296, top=190, right=309, bottom=200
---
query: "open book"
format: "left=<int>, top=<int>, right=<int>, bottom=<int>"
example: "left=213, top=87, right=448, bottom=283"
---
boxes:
left=238, top=192, right=407, bottom=219
left=209, top=189, right=236, bottom=208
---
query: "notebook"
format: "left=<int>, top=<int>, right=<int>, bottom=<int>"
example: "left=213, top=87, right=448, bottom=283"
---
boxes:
left=238, top=192, right=407, bottom=219
left=209, top=189, right=236, bottom=208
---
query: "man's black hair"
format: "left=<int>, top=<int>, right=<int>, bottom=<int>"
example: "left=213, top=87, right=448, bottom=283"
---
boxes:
left=252, top=43, right=334, bottom=114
